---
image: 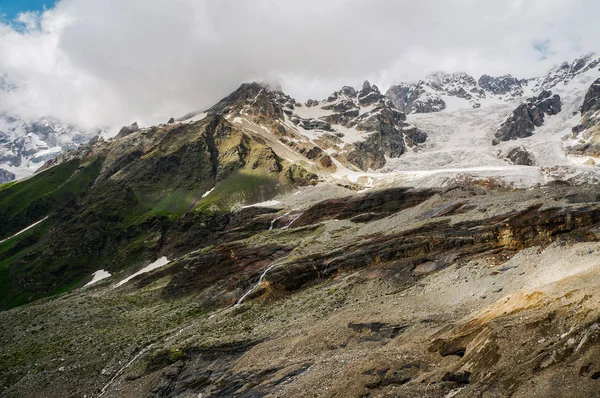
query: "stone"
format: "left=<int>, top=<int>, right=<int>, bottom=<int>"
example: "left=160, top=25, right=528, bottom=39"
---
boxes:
left=505, top=147, right=535, bottom=166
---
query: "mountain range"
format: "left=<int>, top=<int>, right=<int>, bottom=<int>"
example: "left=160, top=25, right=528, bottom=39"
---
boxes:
left=2, top=54, right=600, bottom=397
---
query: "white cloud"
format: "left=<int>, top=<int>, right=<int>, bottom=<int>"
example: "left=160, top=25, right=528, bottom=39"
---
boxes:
left=0, top=0, right=599, bottom=131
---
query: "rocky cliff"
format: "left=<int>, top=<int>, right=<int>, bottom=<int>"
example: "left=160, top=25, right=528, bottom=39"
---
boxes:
left=493, top=90, right=562, bottom=144
left=568, top=78, right=600, bottom=158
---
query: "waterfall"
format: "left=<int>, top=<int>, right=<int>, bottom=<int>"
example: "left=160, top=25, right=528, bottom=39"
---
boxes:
left=269, top=212, right=290, bottom=230
left=96, top=344, right=154, bottom=397
left=235, top=263, right=279, bottom=306
left=282, top=212, right=303, bottom=229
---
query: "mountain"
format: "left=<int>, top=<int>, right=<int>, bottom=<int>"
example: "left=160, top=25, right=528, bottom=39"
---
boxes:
left=377, top=53, right=600, bottom=187
left=386, top=71, right=525, bottom=114
left=204, top=80, right=427, bottom=171
left=568, top=78, right=600, bottom=160
left=386, top=54, right=600, bottom=117
left=3, top=55, right=600, bottom=398
left=0, top=75, right=101, bottom=183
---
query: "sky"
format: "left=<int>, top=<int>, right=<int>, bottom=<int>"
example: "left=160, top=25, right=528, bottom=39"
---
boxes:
left=0, top=0, right=55, bottom=20
left=0, top=0, right=599, bottom=132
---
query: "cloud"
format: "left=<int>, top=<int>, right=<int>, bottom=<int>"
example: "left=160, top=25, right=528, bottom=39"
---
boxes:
left=0, top=0, right=599, bottom=131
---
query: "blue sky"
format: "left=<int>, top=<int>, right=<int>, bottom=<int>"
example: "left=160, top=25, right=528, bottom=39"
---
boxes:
left=0, top=0, right=56, bottom=20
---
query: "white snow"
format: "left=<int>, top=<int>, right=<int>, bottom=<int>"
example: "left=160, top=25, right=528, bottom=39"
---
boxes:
left=333, top=124, right=371, bottom=144
left=32, top=146, right=62, bottom=158
left=242, top=200, right=281, bottom=208
left=201, top=187, right=214, bottom=198
left=180, top=112, right=207, bottom=124
left=0, top=217, right=48, bottom=244
left=84, top=269, right=111, bottom=287
left=115, top=256, right=170, bottom=287
left=293, top=104, right=334, bottom=119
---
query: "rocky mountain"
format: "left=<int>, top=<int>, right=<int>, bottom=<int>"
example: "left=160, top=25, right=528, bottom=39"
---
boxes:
left=4, top=55, right=600, bottom=398
left=203, top=80, right=427, bottom=171
left=533, top=52, right=600, bottom=92
left=0, top=75, right=101, bottom=183
left=386, top=71, right=525, bottom=114
left=0, top=115, right=101, bottom=182
left=568, top=78, right=600, bottom=159
left=386, top=53, right=600, bottom=117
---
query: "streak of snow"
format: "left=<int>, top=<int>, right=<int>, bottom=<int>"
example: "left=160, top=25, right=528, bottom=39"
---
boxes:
left=201, top=187, right=214, bottom=198
left=242, top=200, right=281, bottom=208
left=0, top=217, right=48, bottom=244
left=115, top=257, right=170, bottom=287
left=181, top=112, right=207, bottom=124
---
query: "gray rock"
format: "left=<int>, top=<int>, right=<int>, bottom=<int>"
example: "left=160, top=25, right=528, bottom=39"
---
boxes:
left=505, top=147, right=535, bottom=166
left=0, top=168, right=15, bottom=183
left=493, top=91, right=562, bottom=145
left=358, top=81, right=382, bottom=106
left=478, top=74, right=525, bottom=96
left=116, top=122, right=140, bottom=139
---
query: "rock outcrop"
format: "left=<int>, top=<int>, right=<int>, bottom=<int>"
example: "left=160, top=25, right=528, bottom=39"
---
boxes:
left=0, top=168, right=15, bottom=183
left=568, top=79, right=600, bottom=159
left=493, top=90, right=562, bottom=144
left=503, top=146, right=535, bottom=166
left=478, top=74, right=525, bottom=96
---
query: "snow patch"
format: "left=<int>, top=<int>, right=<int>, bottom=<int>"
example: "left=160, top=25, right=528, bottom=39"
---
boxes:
left=115, top=257, right=170, bottom=287
left=242, top=200, right=281, bottom=208
left=84, top=270, right=111, bottom=287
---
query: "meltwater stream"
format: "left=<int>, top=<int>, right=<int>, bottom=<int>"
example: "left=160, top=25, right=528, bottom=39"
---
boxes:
left=235, top=263, right=279, bottom=306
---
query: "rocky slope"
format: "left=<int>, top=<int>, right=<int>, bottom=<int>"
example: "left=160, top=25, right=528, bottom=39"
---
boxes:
left=3, top=183, right=600, bottom=397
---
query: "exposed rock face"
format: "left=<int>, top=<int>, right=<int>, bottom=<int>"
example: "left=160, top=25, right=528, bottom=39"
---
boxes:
left=348, top=105, right=426, bottom=170
left=493, top=91, right=562, bottom=144
left=386, top=82, right=447, bottom=114
left=357, top=81, right=382, bottom=106
left=478, top=74, right=525, bottom=96
left=535, top=53, right=600, bottom=91
left=0, top=115, right=98, bottom=178
left=581, top=78, right=600, bottom=115
left=0, top=168, right=15, bottom=183
left=116, top=122, right=140, bottom=139
left=504, top=147, right=535, bottom=166
left=568, top=79, right=600, bottom=159
left=386, top=72, right=526, bottom=114
left=210, top=81, right=427, bottom=171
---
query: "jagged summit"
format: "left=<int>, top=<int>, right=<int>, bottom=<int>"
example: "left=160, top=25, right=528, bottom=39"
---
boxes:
left=478, top=74, right=525, bottom=96
left=201, top=80, right=427, bottom=171
left=534, top=52, right=600, bottom=92
left=386, top=71, right=525, bottom=114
